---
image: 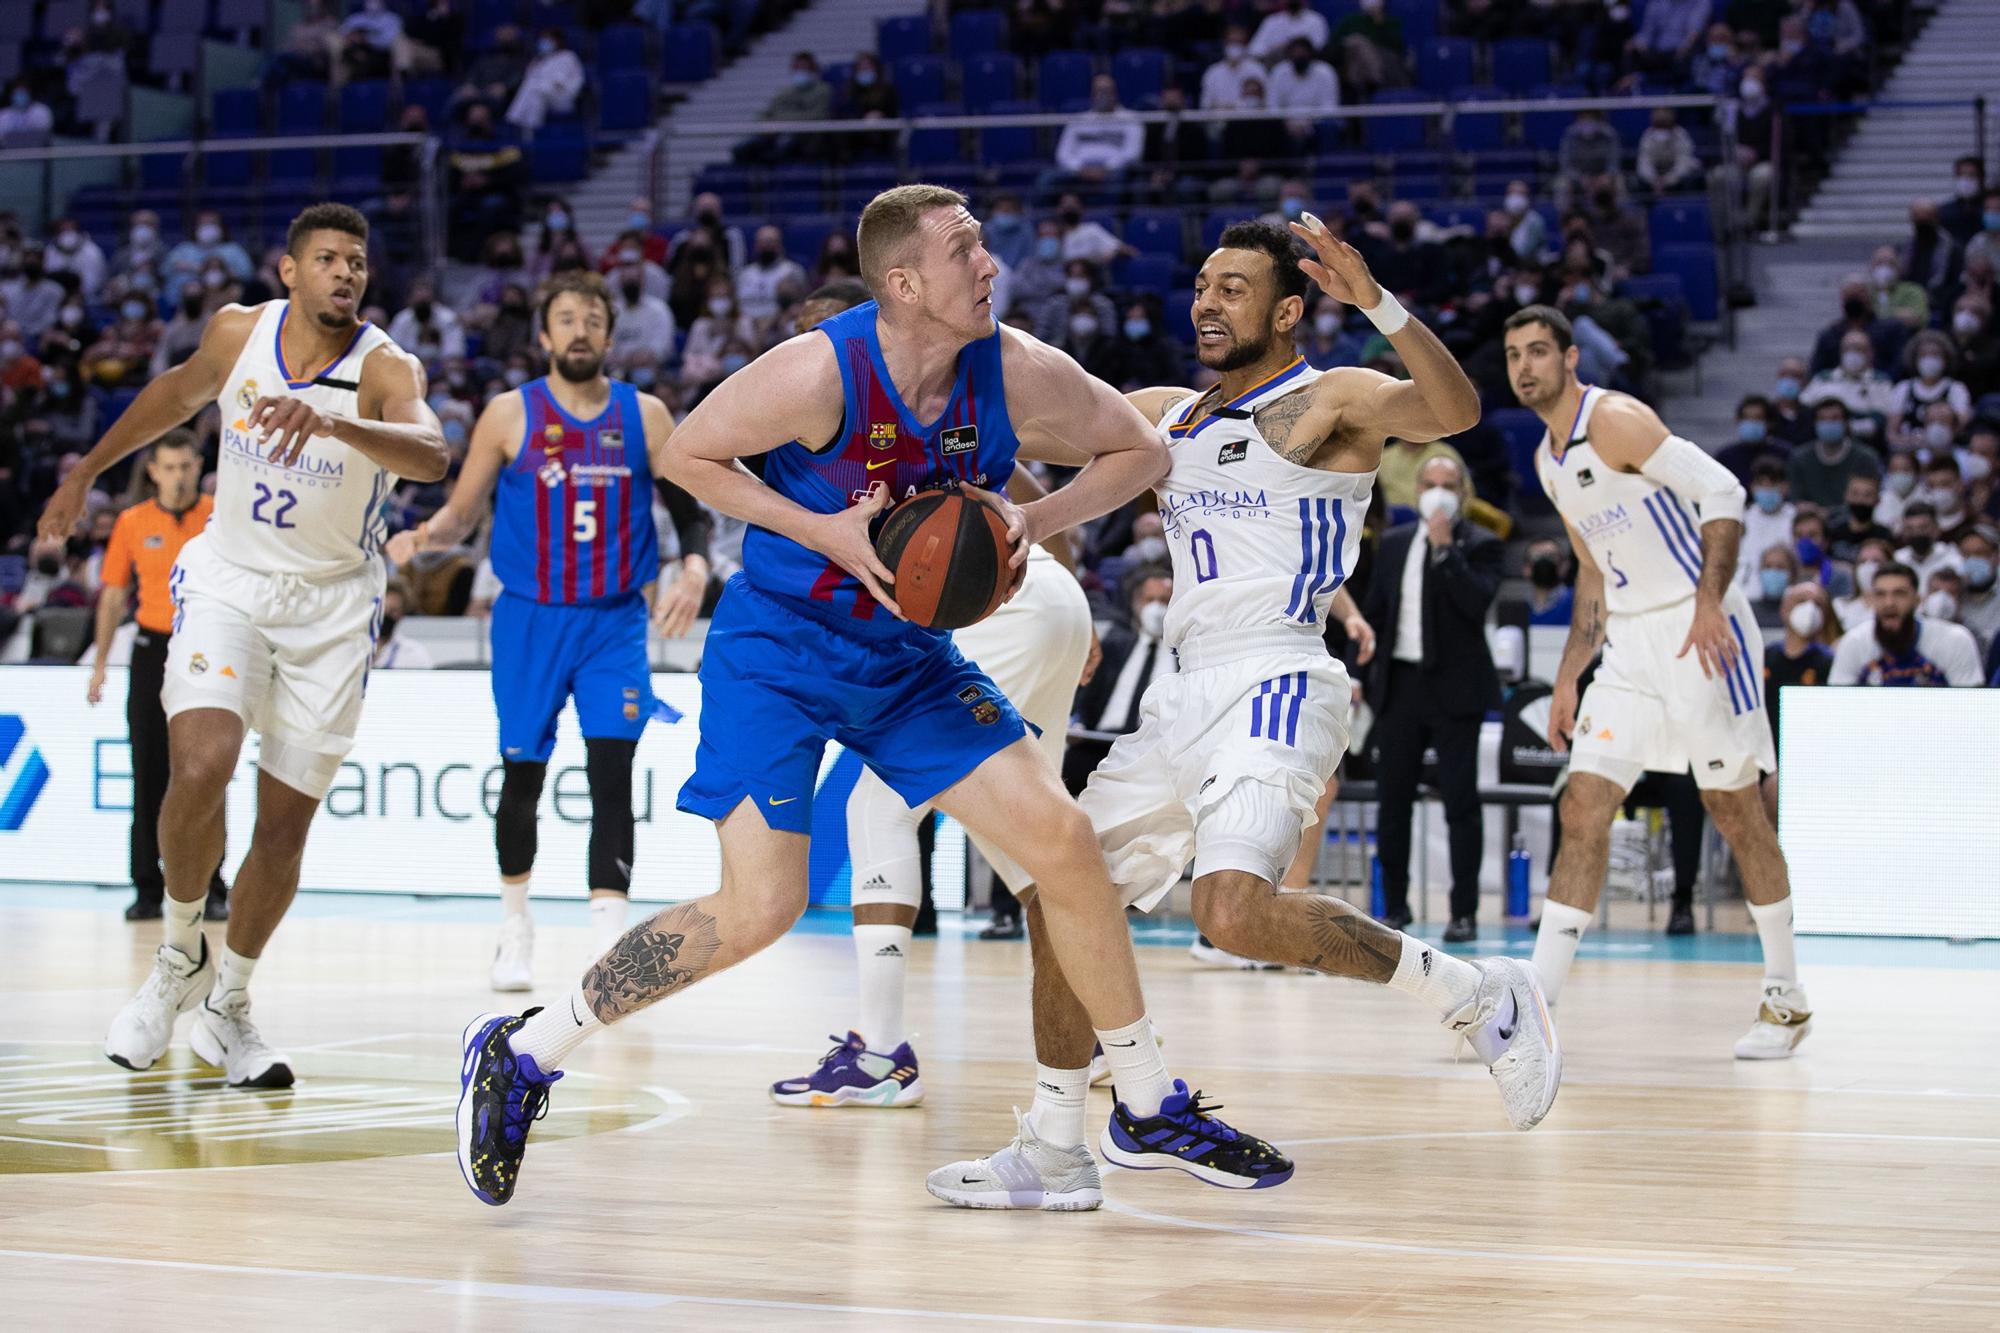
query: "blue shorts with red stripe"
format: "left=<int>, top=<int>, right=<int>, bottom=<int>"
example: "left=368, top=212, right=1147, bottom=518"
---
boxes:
left=677, top=574, right=1025, bottom=834
left=490, top=589, right=654, bottom=762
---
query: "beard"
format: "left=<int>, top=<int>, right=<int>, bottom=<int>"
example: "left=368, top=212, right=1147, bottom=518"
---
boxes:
left=553, top=347, right=603, bottom=383
left=1875, top=611, right=1917, bottom=656
left=1200, top=326, right=1275, bottom=372
left=313, top=305, right=359, bottom=331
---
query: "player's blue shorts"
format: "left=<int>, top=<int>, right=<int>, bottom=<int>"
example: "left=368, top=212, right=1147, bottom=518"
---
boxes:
left=678, top=573, right=1025, bottom=834
left=490, top=589, right=654, bottom=762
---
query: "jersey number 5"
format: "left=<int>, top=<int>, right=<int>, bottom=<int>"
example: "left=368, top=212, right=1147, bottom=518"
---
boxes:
left=573, top=499, right=597, bottom=542
left=251, top=483, right=297, bottom=529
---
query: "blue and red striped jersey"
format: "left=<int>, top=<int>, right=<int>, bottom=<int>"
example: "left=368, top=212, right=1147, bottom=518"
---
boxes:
left=745, top=299, right=1019, bottom=637
left=491, top=377, right=659, bottom=605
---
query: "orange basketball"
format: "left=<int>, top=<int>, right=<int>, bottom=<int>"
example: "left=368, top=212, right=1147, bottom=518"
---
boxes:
left=873, top=489, right=1015, bottom=629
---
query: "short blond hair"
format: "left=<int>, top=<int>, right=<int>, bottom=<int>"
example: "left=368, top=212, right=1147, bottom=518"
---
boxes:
left=857, top=184, right=967, bottom=296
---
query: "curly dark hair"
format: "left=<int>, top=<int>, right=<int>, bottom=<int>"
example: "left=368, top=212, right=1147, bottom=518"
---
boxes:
left=286, top=202, right=369, bottom=256
left=1213, top=219, right=1310, bottom=305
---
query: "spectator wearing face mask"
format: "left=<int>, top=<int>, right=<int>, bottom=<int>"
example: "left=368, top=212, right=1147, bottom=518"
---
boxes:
left=42, top=217, right=106, bottom=301
left=1919, top=456, right=1977, bottom=543
left=1523, top=539, right=1574, bottom=625
left=1035, top=261, right=1116, bottom=348
left=1098, top=300, right=1181, bottom=392
left=607, top=266, right=676, bottom=387
left=0, top=82, right=54, bottom=148
left=1636, top=107, right=1702, bottom=196
left=1268, top=35, right=1340, bottom=114
left=1939, top=158, right=1988, bottom=244
left=1301, top=295, right=1367, bottom=370
left=1903, top=199, right=1960, bottom=304
left=1768, top=359, right=1815, bottom=444
left=681, top=278, right=757, bottom=392
left=1893, top=500, right=1964, bottom=585
left=1889, top=335, right=1971, bottom=450
left=1069, top=563, right=1175, bottom=782
left=1759, top=581, right=1837, bottom=823
left=1802, top=330, right=1898, bottom=422
left=1003, top=220, right=1066, bottom=321
left=506, top=28, right=585, bottom=134
left=1201, top=24, right=1268, bottom=109
left=1830, top=561, right=1983, bottom=685
left=1360, top=456, right=1501, bottom=943
left=1946, top=295, right=1999, bottom=398
left=162, top=211, right=253, bottom=305
left=387, top=279, right=467, bottom=365
left=1875, top=449, right=1919, bottom=528
left=1043, top=76, right=1145, bottom=196
left=1838, top=536, right=1893, bottom=629
left=1749, top=544, right=1800, bottom=628
left=149, top=286, right=211, bottom=377
left=1951, top=524, right=2000, bottom=652
left=1718, top=396, right=1785, bottom=482
left=480, top=283, right=536, bottom=365
left=1737, top=454, right=1797, bottom=589
left=735, top=226, right=805, bottom=325
left=1827, top=472, right=1894, bottom=563
left=1810, top=275, right=1907, bottom=377
left=1866, top=242, right=1929, bottom=331
left=1053, top=193, right=1133, bottom=268
left=79, top=296, right=160, bottom=388
left=0, top=247, right=66, bottom=341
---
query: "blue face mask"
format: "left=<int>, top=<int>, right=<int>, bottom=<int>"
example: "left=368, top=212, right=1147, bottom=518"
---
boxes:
left=1281, top=197, right=1305, bottom=220
left=1815, top=420, right=1846, bottom=444
left=720, top=353, right=750, bottom=375
left=1796, top=536, right=1823, bottom=566
left=547, top=211, right=569, bottom=232
left=988, top=213, right=1022, bottom=234
left=1759, top=568, right=1789, bottom=600
left=630, top=365, right=656, bottom=388
left=1964, top=556, right=1996, bottom=588
left=854, top=68, right=877, bottom=87
left=1739, top=419, right=1768, bottom=444
left=442, top=420, right=469, bottom=448
left=1123, top=318, right=1151, bottom=341
left=1984, top=211, right=2000, bottom=233
left=1036, top=236, right=1061, bottom=260
left=1707, top=42, right=1732, bottom=60
left=628, top=212, right=650, bottom=231
left=792, top=70, right=816, bottom=88
left=1753, top=485, right=1782, bottom=513
left=1775, top=375, right=1801, bottom=399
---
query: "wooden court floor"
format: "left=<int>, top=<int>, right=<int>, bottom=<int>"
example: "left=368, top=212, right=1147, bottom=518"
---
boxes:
left=3, top=893, right=1997, bottom=1332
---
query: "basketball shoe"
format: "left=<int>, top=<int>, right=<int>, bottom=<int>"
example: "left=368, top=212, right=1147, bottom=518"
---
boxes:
left=189, top=990, right=295, bottom=1089
left=105, top=938, right=213, bottom=1071
left=1733, top=980, right=1812, bottom=1060
left=1189, top=934, right=1285, bottom=970
left=1099, top=1080, right=1294, bottom=1189
left=1447, top=957, right=1561, bottom=1130
left=491, top=914, right=533, bottom=992
left=456, top=1009, right=563, bottom=1206
left=927, top=1109, right=1104, bottom=1211
left=770, top=1031, right=922, bottom=1107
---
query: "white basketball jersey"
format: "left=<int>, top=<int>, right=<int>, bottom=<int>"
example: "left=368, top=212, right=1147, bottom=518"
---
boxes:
left=1534, top=385, right=1703, bottom=616
left=1154, top=358, right=1373, bottom=648
left=210, top=301, right=395, bottom=578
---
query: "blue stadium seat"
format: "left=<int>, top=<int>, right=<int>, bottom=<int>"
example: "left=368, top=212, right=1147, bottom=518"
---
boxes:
left=1488, top=408, right=1550, bottom=511
left=908, top=102, right=964, bottom=169
left=43, top=0, right=92, bottom=39
left=1415, top=38, right=1473, bottom=92
left=472, top=0, right=522, bottom=29
left=892, top=56, right=947, bottom=108
left=1654, top=243, right=1720, bottom=322
left=1622, top=272, right=1690, bottom=365
left=1390, top=0, right=1438, bottom=47
left=1114, top=253, right=1178, bottom=295
left=1201, top=211, right=1235, bottom=253
left=1651, top=198, right=1714, bottom=249
left=1313, top=0, right=1360, bottom=22
left=1448, top=87, right=1507, bottom=151
left=1521, top=85, right=1589, bottom=153
left=333, top=144, right=382, bottom=189
left=1123, top=210, right=1182, bottom=259
left=876, top=15, right=930, bottom=62
left=403, top=77, right=452, bottom=127
left=1364, top=91, right=1430, bottom=153
left=1490, top=38, right=1551, bottom=93
left=963, top=53, right=1019, bottom=113
left=1037, top=51, right=1094, bottom=110
left=529, top=121, right=590, bottom=183
left=211, top=87, right=260, bottom=135
left=978, top=100, right=1040, bottom=166
left=596, top=23, right=648, bottom=72
left=338, top=80, right=390, bottom=133
left=1606, top=101, right=1652, bottom=148
left=275, top=81, right=328, bottom=135
left=599, top=69, right=652, bottom=132
left=948, top=9, right=1007, bottom=60
left=781, top=215, right=837, bottom=265
left=1111, top=49, right=1168, bottom=106
left=663, top=22, right=718, bottom=84
left=1427, top=203, right=1486, bottom=231
left=148, top=30, right=200, bottom=83
left=203, top=145, right=255, bottom=191
left=0, top=7, right=33, bottom=42
left=694, top=164, right=754, bottom=214
left=767, top=163, right=828, bottom=211
left=269, top=146, right=319, bottom=185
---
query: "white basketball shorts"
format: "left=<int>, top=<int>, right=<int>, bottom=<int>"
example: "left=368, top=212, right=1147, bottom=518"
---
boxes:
left=1568, top=585, right=1775, bottom=793
left=1081, top=649, right=1351, bottom=911
left=162, top=533, right=386, bottom=799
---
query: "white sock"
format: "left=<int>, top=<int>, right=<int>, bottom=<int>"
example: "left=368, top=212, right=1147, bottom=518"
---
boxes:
left=1747, top=896, right=1798, bottom=985
left=163, top=895, right=206, bottom=959
left=211, top=944, right=256, bottom=1003
left=1028, top=1063, right=1090, bottom=1149
left=1093, top=1015, right=1173, bottom=1117
left=590, top=896, right=628, bottom=954
left=508, top=985, right=602, bottom=1071
left=1532, top=901, right=1593, bottom=1005
left=852, top=923, right=911, bottom=1051
left=1385, top=933, right=1481, bottom=1018
left=501, top=876, right=530, bottom=920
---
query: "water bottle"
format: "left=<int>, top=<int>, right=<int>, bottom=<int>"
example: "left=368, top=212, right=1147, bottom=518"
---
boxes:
left=1506, top=833, right=1531, bottom=919
left=1370, top=853, right=1385, bottom=919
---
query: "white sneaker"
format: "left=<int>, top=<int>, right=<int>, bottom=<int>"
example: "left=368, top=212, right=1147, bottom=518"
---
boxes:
left=491, top=914, right=533, bottom=992
left=927, top=1110, right=1103, bottom=1211
left=1734, top=980, right=1812, bottom=1060
left=1188, top=935, right=1284, bottom=970
left=1449, top=957, right=1561, bottom=1131
left=105, top=938, right=213, bottom=1071
left=1087, top=1021, right=1166, bottom=1087
left=189, top=990, right=295, bottom=1089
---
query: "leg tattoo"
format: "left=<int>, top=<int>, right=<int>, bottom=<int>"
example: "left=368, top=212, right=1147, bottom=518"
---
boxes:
left=582, top=901, right=723, bottom=1022
left=1301, top=896, right=1400, bottom=983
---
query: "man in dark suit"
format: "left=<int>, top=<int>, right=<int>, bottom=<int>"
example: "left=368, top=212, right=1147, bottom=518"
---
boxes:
left=1362, top=456, right=1504, bottom=942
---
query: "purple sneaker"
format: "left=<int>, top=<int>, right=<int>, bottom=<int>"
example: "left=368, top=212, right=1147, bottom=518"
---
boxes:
left=1099, top=1079, right=1293, bottom=1189
left=770, top=1031, right=923, bottom=1108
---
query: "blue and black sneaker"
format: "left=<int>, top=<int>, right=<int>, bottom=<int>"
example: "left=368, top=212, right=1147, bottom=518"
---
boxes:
left=456, top=1009, right=563, bottom=1207
left=1099, top=1079, right=1293, bottom=1189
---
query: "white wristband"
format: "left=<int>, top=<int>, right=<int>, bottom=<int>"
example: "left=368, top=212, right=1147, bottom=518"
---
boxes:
left=1361, top=290, right=1409, bottom=336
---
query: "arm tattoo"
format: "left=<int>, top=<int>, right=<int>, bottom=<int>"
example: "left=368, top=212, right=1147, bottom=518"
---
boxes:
left=1696, top=519, right=1740, bottom=604
left=1300, top=897, right=1401, bottom=983
left=582, top=901, right=723, bottom=1023
left=1254, top=390, right=1323, bottom=464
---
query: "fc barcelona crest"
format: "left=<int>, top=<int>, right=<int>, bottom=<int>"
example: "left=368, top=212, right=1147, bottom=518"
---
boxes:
left=544, top=423, right=566, bottom=448
left=868, top=422, right=898, bottom=450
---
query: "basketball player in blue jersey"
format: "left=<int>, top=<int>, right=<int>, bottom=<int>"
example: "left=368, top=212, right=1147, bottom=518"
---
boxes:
left=934, top=219, right=1560, bottom=1211
left=456, top=184, right=1293, bottom=1208
left=390, top=271, right=713, bottom=983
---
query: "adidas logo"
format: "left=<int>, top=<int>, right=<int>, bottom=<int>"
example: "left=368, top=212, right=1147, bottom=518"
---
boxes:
left=862, top=875, right=890, bottom=891
left=1559, top=926, right=1582, bottom=939
left=874, top=944, right=903, bottom=957
left=1420, top=949, right=1433, bottom=977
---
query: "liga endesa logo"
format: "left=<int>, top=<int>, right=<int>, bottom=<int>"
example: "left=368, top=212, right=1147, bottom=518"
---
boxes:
left=0, top=714, right=51, bottom=832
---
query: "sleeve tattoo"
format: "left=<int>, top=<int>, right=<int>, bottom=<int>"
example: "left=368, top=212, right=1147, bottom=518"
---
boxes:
left=582, top=901, right=724, bottom=1022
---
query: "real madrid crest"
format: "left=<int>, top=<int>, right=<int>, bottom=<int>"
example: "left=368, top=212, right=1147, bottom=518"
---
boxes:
left=236, top=379, right=257, bottom=412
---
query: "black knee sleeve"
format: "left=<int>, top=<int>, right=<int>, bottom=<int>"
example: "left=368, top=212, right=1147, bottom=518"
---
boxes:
left=585, top=737, right=637, bottom=894
left=496, top=760, right=546, bottom=878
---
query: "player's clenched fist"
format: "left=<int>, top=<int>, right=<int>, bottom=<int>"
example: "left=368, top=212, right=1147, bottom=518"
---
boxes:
left=251, top=395, right=337, bottom=467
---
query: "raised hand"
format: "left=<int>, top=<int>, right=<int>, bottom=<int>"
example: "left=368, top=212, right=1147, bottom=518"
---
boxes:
left=1288, top=214, right=1384, bottom=312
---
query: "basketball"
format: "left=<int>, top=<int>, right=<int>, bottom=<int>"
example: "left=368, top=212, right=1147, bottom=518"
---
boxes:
left=874, top=488, right=1014, bottom=630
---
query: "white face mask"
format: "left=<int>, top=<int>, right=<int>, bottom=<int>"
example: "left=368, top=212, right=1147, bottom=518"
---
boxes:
left=1131, top=535, right=1167, bottom=563
left=1504, top=192, right=1529, bottom=215
left=1224, top=42, right=1246, bottom=61
left=1064, top=276, right=1091, bottom=299
left=1855, top=559, right=1881, bottom=592
left=1840, top=349, right=1868, bottom=374
left=1873, top=263, right=1898, bottom=288
left=1313, top=312, right=1339, bottom=337
left=196, top=223, right=221, bottom=246
left=1787, top=600, right=1824, bottom=637
left=1918, top=354, right=1946, bottom=380
left=1069, top=313, right=1099, bottom=340
left=707, top=296, right=732, bottom=318
left=1925, top=422, right=1956, bottom=450
left=1137, top=600, right=1168, bottom=638
left=1956, top=310, right=1983, bottom=336
left=1417, top=486, right=1461, bottom=522
left=1513, top=282, right=1538, bottom=306
left=1922, top=590, right=1958, bottom=621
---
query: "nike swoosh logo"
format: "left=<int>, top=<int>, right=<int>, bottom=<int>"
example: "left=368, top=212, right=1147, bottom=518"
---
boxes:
left=1497, top=1022, right=1516, bottom=1042
left=866, top=459, right=895, bottom=471
left=961, top=1175, right=983, bottom=1185
left=1106, top=1039, right=1137, bottom=1047
left=768, top=796, right=798, bottom=806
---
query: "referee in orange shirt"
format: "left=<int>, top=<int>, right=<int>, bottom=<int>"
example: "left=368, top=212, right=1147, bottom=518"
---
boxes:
left=88, top=431, right=229, bottom=922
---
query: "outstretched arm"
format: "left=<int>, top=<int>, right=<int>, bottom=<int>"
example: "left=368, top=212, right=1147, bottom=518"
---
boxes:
left=390, top=391, right=518, bottom=560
